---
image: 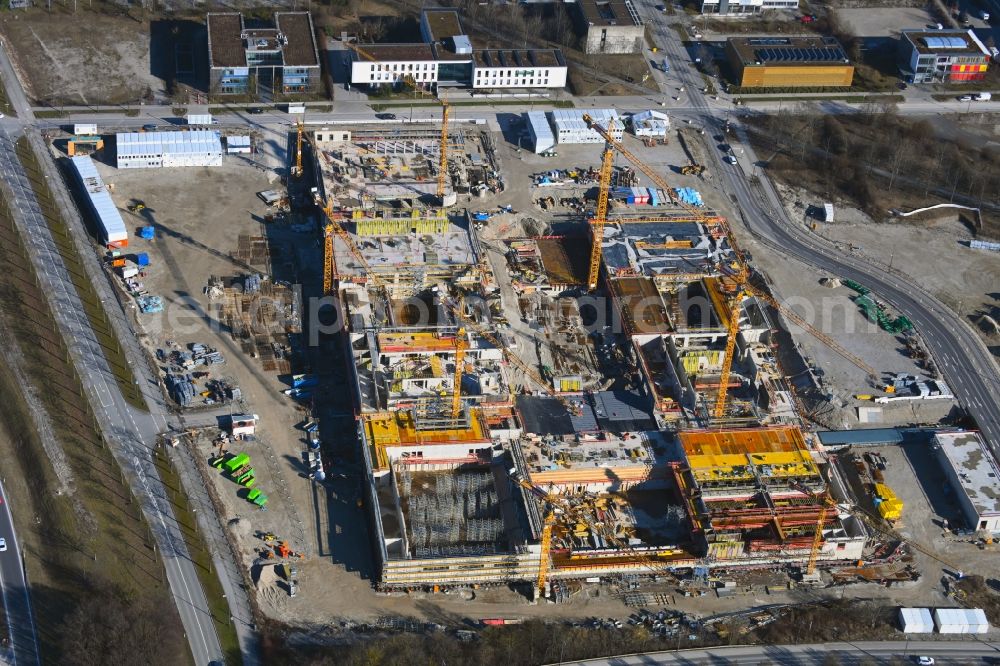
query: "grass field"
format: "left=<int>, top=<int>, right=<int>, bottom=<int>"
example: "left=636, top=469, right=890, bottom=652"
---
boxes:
left=155, top=448, right=243, bottom=665
left=0, top=188, right=186, bottom=664
left=14, top=136, right=147, bottom=411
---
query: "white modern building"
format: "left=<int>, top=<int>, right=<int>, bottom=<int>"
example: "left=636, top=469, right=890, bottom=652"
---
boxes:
left=934, top=430, right=1000, bottom=533
left=349, top=9, right=567, bottom=91
left=70, top=156, right=128, bottom=248
left=472, top=50, right=568, bottom=89
left=116, top=131, right=224, bottom=169
left=698, top=0, right=797, bottom=15
left=551, top=109, right=624, bottom=144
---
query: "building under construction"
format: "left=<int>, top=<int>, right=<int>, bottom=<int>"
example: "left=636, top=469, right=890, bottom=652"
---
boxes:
left=313, top=116, right=877, bottom=593
left=675, top=426, right=866, bottom=566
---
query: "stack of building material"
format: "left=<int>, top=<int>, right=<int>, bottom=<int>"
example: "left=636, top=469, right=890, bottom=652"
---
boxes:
left=873, top=483, right=903, bottom=521
left=167, top=374, right=196, bottom=406
left=674, top=188, right=704, bottom=207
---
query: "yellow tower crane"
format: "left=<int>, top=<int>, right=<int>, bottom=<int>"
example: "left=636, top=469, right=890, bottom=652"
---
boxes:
left=587, top=146, right=615, bottom=290
left=451, top=328, right=467, bottom=420
left=323, top=223, right=335, bottom=296
left=293, top=117, right=304, bottom=178
left=581, top=113, right=731, bottom=292
left=438, top=101, right=450, bottom=205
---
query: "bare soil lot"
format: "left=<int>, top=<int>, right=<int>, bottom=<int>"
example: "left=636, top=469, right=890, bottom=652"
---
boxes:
left=0, top=12, right=163, bottom=105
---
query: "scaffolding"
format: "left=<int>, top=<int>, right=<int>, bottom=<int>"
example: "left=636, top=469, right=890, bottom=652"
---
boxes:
left=400, top=469, right=506, bottom=558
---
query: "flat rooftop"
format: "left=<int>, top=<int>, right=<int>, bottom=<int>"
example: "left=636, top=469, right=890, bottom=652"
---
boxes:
left=275, top=12, right=320, bottom=67
left=680, top=426, right=822, bottom=492
left=207, top=13, right=246, bottom=68
left=578, top=0, right=642, bottom=28
left=357, top=44, right=438, bottom=62
left=473, top=49, right=564, bottom=68
left=935, top=431, right=1000, bottom=517
left=902, top=29, right=989, bottom=57
left=422, top=9, right=464, bottom=41
left=728, top=36, right=851, bottom=67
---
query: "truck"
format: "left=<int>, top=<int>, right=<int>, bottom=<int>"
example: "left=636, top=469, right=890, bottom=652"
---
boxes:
left=974, top=92, right=993, bottom=101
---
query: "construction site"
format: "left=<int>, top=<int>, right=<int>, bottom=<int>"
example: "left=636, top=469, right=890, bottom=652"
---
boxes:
left=50, top=103, right=997, bottom=631
left=286, top=108, right=976, bottom=605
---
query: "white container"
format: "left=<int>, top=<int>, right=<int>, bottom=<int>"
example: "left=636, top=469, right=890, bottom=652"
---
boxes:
left=74, top=123, right=98, bottom=136
left=899, top=608, right=934, bottom=634
left=187, top=114, right=213, bottom=126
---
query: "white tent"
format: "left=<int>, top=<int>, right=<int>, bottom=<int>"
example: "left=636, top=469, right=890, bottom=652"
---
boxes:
left=934, top=608, right=990, bottom=634
left=899, top=608, right=934, bottom=634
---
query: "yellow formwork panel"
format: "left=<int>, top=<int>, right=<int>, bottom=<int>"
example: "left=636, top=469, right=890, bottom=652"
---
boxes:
left=681, top=349, right=724, bottom=374
left=679, top=426, right=808, bottom=457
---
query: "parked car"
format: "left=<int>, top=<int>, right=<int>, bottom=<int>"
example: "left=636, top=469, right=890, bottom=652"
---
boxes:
left=376, top=113, right=397, bottom=120
left=959, top=95, right=973, bottom=101
left=248, top=107, right=264, bottom=114
left=142, top=124, right=157, bottom=131
left=916, top=657, right=935, bottom=666
left=0, top=538, right=7, bottom=552
left=725, top=155, right=738, bottom=165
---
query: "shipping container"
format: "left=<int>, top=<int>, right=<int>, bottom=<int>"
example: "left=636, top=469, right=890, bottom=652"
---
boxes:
left=73, top=124, right=98, bottom=136
left=187, top=114, right=213, bottom=126
left=135, top=252, right=150, bottom=267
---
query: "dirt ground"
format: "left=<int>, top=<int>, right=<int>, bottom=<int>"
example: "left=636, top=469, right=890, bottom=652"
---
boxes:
left=773, top=180, right=1000, bottom=364
left=1, top=12, right=163, bottom=105
left=85, top=156, right=343, bottom=614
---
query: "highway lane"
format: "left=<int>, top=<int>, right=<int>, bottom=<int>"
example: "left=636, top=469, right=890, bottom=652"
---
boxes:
left=557, top=639, right=1000, bottom=665
left=0, top=129, right=223, bottom=665
left=0, top=37, right=260, bottom=664
left=711, top=126, right=1000, bottom=454
left=0, top=482, right=39, bottom=666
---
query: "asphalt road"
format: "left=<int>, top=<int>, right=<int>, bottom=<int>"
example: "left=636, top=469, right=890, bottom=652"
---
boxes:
left=557, top=639, right=1000, bottom=665
left=0, top=42, right=257, bottom=664
left=0, top=482, right=39, bottom=666
left=635, top=0, right=1000, bottom=454
left=718, top=132, right=1000, bottom=451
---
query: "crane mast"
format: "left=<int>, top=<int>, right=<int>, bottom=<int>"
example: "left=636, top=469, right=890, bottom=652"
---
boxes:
left=438, top=101, right=450, bottom=205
